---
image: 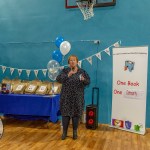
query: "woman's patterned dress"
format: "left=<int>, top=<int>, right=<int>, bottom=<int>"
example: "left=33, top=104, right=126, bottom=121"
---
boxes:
left=56, top=67, right=90, bottom=117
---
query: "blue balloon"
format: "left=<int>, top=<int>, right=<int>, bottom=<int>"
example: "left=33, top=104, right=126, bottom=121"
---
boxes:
left=52, top=50, right=63, bottom=63
left=55, top=36, right=64, bottom=48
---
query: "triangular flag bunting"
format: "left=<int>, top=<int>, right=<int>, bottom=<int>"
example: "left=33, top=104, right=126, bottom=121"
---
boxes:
left=10, top=68, right=15, bottom=75
left=34, top=70, right=39, bottom=77
left=78, top=61, right=82, bottom=68
left=0, top=41, right=121, bottom=78
left=42, top=69, right=47, bottom=77
left=95, top=52, right=101, bottom=60
left=114, top=41, right=120, bottom=47
left=2, top=66, right=6, bottom=73
left=26, top=70, right=31, bottom=77
left=86, top=57, right=92, bottom=65
left=60, top=66, right=64, bottom=70
left=18, top=69, right=22, bottom=76
left=104, top=48, right=110, bottom=56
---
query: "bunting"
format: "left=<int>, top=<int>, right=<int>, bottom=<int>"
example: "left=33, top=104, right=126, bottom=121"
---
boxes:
left=18, top=69, right=22, bottom=76
left=114, top=41, right=121, bottom=47
left=78, top=60, right=82, bottom=68
left=95, top=52, right=101, bottom=60
left=86, top=57, right=92, bottom=65
left=2, top=66, right=6, bottom=73
left=0, top=40, right=121, bottom=78
left=104, top=48, right=110, bottom=56
left=42, top=69, right=47, bottom=77
left=26, top=70, right=31, bottom=77
left=60, top=66, right=64, bottom=70
left=10, top=68, right=14, bottom=75
left=34, top=70, right=39, bottom=77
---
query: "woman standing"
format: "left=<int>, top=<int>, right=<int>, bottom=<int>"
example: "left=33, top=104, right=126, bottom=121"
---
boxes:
left=56, top=55, right=90, bottom=140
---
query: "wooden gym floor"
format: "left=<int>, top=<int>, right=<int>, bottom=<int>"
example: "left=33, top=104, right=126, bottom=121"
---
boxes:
left=0, top=117, right=150, bottom=150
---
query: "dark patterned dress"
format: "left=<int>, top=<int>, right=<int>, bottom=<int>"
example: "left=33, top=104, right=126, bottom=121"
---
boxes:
left=56, top=67, right=90, bottom=117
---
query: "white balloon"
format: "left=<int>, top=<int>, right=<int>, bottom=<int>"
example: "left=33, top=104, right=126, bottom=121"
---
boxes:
left=60, top=41, right=71, bottom=56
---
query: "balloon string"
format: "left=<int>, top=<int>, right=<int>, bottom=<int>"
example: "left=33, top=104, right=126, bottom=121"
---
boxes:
left=52, top=82, right=54, bottom=95
left=61, top=56, right=65, bottom=66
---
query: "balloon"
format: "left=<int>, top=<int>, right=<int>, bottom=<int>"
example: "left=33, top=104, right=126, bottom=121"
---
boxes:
left=47, top=60, right=60, bottom=81
left=60, top=41, right=71, bottom=56
left=52, top=50, right=63, bottom=63
left=55, top=36, right=64, bottom=48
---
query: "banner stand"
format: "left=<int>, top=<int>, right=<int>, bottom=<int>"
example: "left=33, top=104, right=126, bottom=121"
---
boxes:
left=111, top=46, right=148, bottom=135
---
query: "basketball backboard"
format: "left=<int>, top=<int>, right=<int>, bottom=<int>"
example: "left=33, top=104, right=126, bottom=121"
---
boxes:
left=65, top=0, right=116, bottom=9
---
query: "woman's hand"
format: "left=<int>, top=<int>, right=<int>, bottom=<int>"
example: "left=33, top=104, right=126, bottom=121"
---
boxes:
left=68, top=70, right=74, bottom=77
left=80, top=75, right=85, bottom=81
left=68, top=67, right=77, bottom=77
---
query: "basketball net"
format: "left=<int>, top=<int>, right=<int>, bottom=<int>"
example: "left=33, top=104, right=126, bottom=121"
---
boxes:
left=76, top=0, right=96, bottom=20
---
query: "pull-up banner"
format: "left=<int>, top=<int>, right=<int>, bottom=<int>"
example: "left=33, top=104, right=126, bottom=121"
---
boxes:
left=111, top=46, right=148, bottom=135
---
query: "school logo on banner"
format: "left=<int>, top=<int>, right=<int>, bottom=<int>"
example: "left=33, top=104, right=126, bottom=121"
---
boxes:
left=112, top=119, right=124, bottom=128
left=125, top=120, right=132, bottom=129
left=124, top=60, right=135, bottom=72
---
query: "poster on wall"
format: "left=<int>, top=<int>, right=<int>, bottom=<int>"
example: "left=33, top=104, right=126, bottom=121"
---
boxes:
left=111, top=46, right=148, bottom=135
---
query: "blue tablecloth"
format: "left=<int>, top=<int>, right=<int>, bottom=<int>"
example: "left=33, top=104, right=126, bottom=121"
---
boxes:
left=0, top=93, right=60, bottom=123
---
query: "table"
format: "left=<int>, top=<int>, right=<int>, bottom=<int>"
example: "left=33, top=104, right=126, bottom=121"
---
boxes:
left=0, top=93, right=60, bottom=123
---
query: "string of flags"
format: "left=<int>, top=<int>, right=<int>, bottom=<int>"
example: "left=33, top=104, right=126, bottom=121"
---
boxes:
left=0, top=40, right=121, bottom=77
left=77, top=40, right=121, bottom=68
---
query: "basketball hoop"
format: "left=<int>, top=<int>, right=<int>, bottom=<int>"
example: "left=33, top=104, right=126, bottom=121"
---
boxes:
left=76, top=0, right=96, bottom=20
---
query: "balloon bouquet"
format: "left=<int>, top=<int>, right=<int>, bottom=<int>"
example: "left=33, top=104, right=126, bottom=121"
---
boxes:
left=47, top=36, right=71, bottom=95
